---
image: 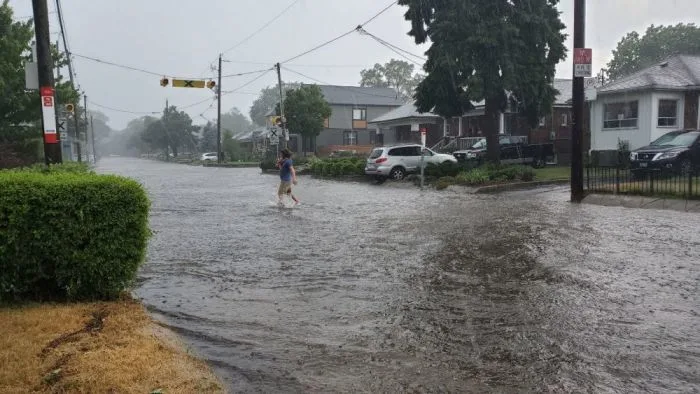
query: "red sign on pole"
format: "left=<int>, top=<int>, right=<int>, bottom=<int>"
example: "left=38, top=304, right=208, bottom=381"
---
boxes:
left=40, top=86, right=58, bottom=144
left=574, top=48, right=593, bottom=77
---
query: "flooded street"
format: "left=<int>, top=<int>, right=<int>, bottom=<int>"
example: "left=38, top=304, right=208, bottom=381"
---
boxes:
left=99, top=158, right=699, bottom=393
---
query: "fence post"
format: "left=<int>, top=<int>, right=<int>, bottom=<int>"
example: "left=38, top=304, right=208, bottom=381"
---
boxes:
left=689, top=170, right=694, bottom=198
left=586, top=165, right=590, bottom=191
left=650, top=171, right=654, bottom=194
left=615, top=166, right=620, bottom=195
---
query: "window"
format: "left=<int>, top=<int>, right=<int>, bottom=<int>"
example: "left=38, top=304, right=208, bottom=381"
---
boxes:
left=352, top=108, right=367, bottom=121
left=658, top=99, right=678, bottom=127
left=388, top=147, right=405, bottom=156
left=561, top=114, right=568, bottom=126
left=539, top=117, right=546, bottom=127
left=343, top=130, right=357, bottom=145
left=405, top=146, right=422, bottom=156
left=603, top=101, right=639, bottom=129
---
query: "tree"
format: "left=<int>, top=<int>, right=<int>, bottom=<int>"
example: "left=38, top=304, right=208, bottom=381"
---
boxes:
left=284, top=85, right=332, bottom=152
left=606, top=24, right=700, bottom=81
left=221, top=107, right=251, bottom=135
left=222, top=129, right=243, bottom=161
left=0, top=1, right=78, bottom=141
left=398, top=0, right=566, bottom=163
left=359, top=59, right=424, bottom=100
left=249, top=83, right=300, bottom=126
left=141, top=106, right=197, bottom=157
left=198, top=122, right=218, bottom=152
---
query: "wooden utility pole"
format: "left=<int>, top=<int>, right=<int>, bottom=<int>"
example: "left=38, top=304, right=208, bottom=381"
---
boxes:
left=216, top=54, right=223, bottom=163
left=32, top=0, right=62, bottom=164
left=276, top=63, right=287, bottom=149
left=571, top=0, right=586, bottom=203
left=90, top=115, right=97, bottom=164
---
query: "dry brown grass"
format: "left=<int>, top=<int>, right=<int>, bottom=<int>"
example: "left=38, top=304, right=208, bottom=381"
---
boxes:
left=0, top=297, right=224, bottom=394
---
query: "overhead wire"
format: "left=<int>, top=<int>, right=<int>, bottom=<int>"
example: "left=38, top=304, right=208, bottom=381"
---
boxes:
left=358, top=27, right=427, bottom=62
left=279, top=0, right=398, bottom=64
left=281, top=66, right=402, bottom=100
left=88, top=101, right=160, bottom=115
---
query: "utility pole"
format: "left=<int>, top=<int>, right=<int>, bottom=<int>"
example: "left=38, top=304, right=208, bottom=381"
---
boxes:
left=83, top=94, right=89, bottom=161
left=164, top=99, right=170, bottom=161
left=571, top=0, right=586, bottom=203
left=32, top=0, right=62, bottom=164
left=216, top=54, right=223, bottom=164
left=90, top=115, right=97, bottom=164
left=276, top=63, right=287, bottom=149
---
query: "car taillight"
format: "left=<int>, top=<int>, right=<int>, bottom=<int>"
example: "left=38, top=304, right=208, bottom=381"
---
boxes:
left=375, top=157, right=387, bottom=164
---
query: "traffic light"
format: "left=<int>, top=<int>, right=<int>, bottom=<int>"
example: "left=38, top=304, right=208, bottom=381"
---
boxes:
left=160, top=77, right=169, bottom=87
left=65, top=103, right=74, bottom=113
left=206, top=80, right=216, bottom=89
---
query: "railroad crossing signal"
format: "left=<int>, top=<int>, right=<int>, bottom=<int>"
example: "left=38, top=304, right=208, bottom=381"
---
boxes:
left=65, top=103, right=74, bottom=113
left=172, top=79, right=206, bottom=88
left=206, top=80, right=216, bottom=89
left=160, top=77, right=169, bottom=87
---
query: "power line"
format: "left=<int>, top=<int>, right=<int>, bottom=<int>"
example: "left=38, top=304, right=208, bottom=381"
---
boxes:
left=71, top=53, right=169, bottom=77
left=221, top=0, right=301, bottom=55
left=281, top=66, right=402, bottom=100
left=358, top=27, right=427, bottom=62
left=88, top=101, right=160, bottom=115
left=221, top=68, right=275, bottom=95
left=279, top=0, right=398, bottom=64
left=221, top=68, right=277, bottom=78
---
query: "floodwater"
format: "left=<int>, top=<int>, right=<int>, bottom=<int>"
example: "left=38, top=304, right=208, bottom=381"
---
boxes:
left=98, top=157, right=699, bottom=393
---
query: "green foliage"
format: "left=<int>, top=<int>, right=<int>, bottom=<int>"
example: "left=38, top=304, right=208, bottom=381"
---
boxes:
left=142, top=106, right=197, bottom=157
left=606, top=23, right=700, bottom=80
left=398, top=0, right=566, bottom=163
left=0, top=170, right=150, bottom=301
left=249, top=83, right=301, bottom=126
left=259, top=158, right=277, bottom=171
left=284, top=85, right=332, bottom=141
left=359, top=59, right=424, bottom=100
left=455, top=169, right=490, bottom=186
left=425, top=161, right=462, bottom=178
left=309, top=157, right=364, bottom=177
left=435, top=176, right=455, bottom=190
left=7, top=162, right=92, bottom=174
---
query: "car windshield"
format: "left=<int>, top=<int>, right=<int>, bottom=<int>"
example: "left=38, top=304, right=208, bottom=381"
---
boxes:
left=650, top=132, right=699, bottom=147
left=369, top=149, right=383, bottom=159
left=471, top=139, right=487, bottom=149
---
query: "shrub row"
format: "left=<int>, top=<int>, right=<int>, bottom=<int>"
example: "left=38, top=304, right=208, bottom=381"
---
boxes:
left=0, top=167, right=150, bottom=302
left=434, top=165, right=535, bottom=190
left=308, top=157, right=365, bottom=177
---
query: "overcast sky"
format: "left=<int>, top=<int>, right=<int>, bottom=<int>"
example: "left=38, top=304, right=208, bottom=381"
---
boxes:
left=10, top=0, right=700, bottom=129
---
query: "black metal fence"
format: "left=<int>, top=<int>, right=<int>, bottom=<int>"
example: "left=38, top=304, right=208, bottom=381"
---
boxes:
left=585, top=166, right=700, bottom=200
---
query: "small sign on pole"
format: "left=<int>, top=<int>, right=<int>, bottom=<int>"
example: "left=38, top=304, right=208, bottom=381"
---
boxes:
left=40, top=87, right=58, bottom=144
left=574, top=48, right=593, bottom=78
left=420, top=127, right=427, bottom=148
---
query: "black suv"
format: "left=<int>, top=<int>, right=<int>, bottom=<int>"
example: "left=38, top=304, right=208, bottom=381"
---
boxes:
left=630, top=130, right=700, bottom=176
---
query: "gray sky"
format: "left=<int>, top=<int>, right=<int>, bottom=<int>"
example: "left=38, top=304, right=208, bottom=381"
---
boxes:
left=10, top=0, right=700, bottom=129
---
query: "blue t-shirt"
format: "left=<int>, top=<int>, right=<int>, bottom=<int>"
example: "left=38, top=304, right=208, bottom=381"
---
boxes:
left=280, top=159, right=293, bottom=181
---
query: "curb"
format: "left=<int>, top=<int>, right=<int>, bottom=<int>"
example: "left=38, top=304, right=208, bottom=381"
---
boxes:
left=472, top=179, right=570, bottom=194
left=582, top=193, right=700, bottom=213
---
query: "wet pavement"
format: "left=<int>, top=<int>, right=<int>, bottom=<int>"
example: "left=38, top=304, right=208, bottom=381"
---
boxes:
left=98, top=157, right=699, bottom=393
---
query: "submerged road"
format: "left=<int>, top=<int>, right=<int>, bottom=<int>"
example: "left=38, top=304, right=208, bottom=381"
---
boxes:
left=99, top=157, right=699, bottom=393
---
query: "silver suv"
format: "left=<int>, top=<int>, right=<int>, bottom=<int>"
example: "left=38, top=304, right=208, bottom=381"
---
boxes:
left=365, top=144, right=458, bottom=180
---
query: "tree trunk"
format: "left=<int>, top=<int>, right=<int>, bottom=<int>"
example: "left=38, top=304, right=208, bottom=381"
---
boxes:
left=484, top=96, right=501, bottom=164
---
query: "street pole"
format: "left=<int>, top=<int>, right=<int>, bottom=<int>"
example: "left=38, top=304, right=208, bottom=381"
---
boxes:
left=32, top=0, right=62, bottom=164
left=571, top=0, right=586, bottom=203
left=276, top=63, right=287, bottom=149
left=216, top=54, right=222, bottom=164
left=90, top=115, right=97, bottom=164
left=164, top=99, right=169, bottom=161
left=83, top=94, right=89, bottom=161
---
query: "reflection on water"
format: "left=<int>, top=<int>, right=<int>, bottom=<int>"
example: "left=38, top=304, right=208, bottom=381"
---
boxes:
left=99, top=158, right=700, bottom=393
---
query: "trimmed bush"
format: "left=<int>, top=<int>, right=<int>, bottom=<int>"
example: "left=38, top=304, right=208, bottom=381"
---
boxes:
left=425, top=161, right=462, bottom=178
left=0, top=171, right=150, bottom=301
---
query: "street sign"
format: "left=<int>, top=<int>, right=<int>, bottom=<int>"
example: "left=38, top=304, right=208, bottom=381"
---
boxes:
left=420, top=127, right=427, bottom=148
left=25, top=62, right=38, bottom=90
left=574, top=48, right=593, bottom=77
left=269, top=127, right=279, bottom=145
left=57, top=118, right=66, bottom=132
left=40, top=87, right=58, bottom=144
left=172, top=79, right=206, bottom=88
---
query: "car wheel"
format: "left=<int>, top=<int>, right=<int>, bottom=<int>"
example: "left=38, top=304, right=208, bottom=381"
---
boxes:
left=389, top=167, right=406, bottom=180
left=680, top=158, right=692, bottom=176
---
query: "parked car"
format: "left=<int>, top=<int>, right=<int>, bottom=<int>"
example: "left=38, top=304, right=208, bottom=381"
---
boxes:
left=365, top=144, right=458, bottom=180
left=630, top=130, right=700, bottom=176
left=201, top=152, right=218, bottom=162
left=453, top=136, right=554, bottom=167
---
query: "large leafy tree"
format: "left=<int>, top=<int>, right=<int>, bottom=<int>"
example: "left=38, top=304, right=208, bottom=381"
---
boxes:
left=198, top=121, right=218, bottom=152
left=0, top=0, right=78, bottom=141
left=398, top=0, right=566, bottom=163
left=141, top=106, right=197, bottom=157
left=360, top=59, right=424, bottom=100
left=284, top=85, right=331, bottom=152
left=221, top=107, right=251, bottom=135
left=249, top=83, right=301, bottom=126
left=605, top=24, right=700, bottom=81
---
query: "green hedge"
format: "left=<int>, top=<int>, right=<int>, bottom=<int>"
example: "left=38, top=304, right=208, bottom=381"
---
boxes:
left=0, top=171, right=150, bottom=301
left=308, top=157, right=364, bottom=177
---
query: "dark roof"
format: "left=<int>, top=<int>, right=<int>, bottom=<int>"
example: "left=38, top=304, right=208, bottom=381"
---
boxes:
left=598, top=55, right=700, bottom=94
left=312, top=84, right=406, bottom=106
left=369, top=102, right=440, bottom=124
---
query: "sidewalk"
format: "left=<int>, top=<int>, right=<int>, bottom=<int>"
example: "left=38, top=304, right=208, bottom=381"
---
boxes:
left=583, top=193, right=700, bottom=213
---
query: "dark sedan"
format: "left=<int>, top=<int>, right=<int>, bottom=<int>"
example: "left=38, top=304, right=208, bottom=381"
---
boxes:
left=630, top=130, right=700, bottom=176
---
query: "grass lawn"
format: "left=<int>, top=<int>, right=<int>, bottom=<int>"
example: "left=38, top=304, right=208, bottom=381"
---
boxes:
left=591, top=179, right=700, bottom=198
left=0, top=298, right=223, bottom=393
left=534, top=166, right=570, bottom=181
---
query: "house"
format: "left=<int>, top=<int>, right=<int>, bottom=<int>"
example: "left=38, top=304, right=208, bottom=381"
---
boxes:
left=590, top=54, right=700, bottom=151
left=368, top=79, right=586, bottom=164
